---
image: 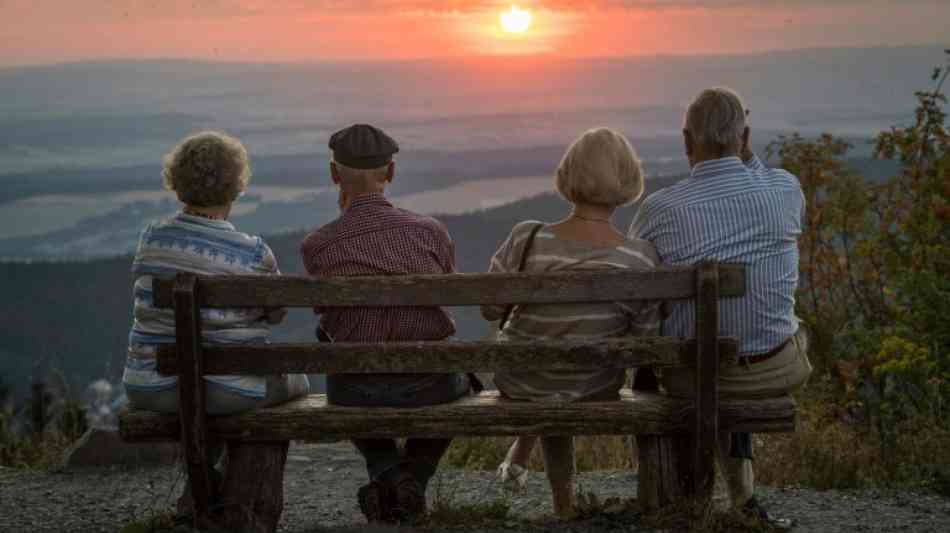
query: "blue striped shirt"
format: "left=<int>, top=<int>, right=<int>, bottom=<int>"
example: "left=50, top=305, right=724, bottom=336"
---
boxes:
left=628, top=155, right=803, bottom=355
left=123, top=213, right=280, bottom=398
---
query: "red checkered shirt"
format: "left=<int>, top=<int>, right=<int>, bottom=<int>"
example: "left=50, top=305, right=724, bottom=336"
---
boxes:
left=299, top=192, right=456, bottom=342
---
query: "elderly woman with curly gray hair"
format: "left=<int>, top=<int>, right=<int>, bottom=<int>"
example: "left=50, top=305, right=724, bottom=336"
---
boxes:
left=123, top=131, right=309, bottom=414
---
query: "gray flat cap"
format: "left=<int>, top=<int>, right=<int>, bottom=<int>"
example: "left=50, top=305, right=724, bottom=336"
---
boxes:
left=328, top=124, right=399, bottom=169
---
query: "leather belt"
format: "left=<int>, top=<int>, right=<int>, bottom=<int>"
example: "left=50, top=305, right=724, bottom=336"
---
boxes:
left=740, top=338, right=791, bottom=365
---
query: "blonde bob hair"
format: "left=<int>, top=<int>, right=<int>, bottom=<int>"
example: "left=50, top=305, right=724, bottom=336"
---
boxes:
left=162, top=131, right=251, bottom=207
left=555, top=127, right=644, bottom=207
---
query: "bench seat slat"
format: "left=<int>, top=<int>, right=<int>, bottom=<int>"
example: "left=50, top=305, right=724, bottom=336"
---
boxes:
left=119, top=390, right=796, bottom=442
left=152, top=266, right=746, bottom=309
left=155, top=337, right=739, bottom=375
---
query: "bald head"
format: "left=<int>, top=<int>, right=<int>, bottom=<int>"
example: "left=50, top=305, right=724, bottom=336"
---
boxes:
left=684, top=87, right=749, bottom=164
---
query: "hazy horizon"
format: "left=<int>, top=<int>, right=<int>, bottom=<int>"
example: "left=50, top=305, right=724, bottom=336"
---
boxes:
left=2, top=43, right=945, bottom=70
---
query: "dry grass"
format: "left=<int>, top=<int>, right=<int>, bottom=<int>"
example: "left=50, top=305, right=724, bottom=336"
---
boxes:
left=1, top=390, right=88, bottom=470
left=755, top=386, right=950, bottom=494
left=638, top=497, right=772, bottom=533
left=118, top=513, right=180, bottom=533
left=0, top=431, right=77, bottom=469
left=444, top=435, right=635, bottom=473
left=444, top=385, right=950, bottom=496
left=423, top=498, right=513, bottom=528
left=421, top=469, right=514, bottom=528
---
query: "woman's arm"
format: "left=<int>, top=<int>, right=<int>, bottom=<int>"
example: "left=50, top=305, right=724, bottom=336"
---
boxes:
left=619, top=242, right=664, bottom=336
left=258, top=239, right=288, bottom=324
left=480, top=223, right=526, bottom=321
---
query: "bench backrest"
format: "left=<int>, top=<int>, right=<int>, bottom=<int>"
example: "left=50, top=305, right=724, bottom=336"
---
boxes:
left=152, top=262, right=744, bottom=510
left=152, top=264, right=745, bottom=375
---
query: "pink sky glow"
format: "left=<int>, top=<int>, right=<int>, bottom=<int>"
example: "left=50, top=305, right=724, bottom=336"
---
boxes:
left=0, top=0, right=947, bottom=66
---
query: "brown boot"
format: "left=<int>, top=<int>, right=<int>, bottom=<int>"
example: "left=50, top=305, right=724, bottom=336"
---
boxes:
left=391, top=471, right=426, bottom=521
left=357, top=480, right=393, bottom=523
left=550, top=480, right=577, bottom=519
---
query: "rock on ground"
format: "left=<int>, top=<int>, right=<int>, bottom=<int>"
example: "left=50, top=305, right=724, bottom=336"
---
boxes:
left=1, top=441, right=948, bottom=532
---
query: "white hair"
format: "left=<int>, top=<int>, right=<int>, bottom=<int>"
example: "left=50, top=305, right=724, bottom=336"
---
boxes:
left=330, top=158, right=390, bottom=185
left=555, top=127, right=644, bottom=207
left=685, top=87, right=747, bottom=156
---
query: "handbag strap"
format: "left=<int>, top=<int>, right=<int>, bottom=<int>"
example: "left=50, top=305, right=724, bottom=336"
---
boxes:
left=498, top=223, right=544, bottom=332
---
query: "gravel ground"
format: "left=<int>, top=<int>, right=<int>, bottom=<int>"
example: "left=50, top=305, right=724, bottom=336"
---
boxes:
left=2, top=442, right=949, bottom=532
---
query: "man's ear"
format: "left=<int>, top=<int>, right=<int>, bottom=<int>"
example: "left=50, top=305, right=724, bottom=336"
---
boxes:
left=385, top=161, right=395, bottom=183
left=683, top=129, right=694, bottom=158
left=329, top=161, right=341, bottom=185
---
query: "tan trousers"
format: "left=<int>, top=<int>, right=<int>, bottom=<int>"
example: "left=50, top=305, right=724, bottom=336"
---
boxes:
left=660, top=328, right=813, bottom=505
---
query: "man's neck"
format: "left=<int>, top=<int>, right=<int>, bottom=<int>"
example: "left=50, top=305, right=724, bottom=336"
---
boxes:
left=340, top=188, right=388, bottom=212
left=690, top=150, right=741, bottom=169
left=342, top=184, right=386, bottom=197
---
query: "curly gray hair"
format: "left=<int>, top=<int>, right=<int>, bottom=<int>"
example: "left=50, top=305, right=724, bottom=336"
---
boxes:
left=685, top=87, right=747, bottom=156
left=162, top=131, right=251, bottom=207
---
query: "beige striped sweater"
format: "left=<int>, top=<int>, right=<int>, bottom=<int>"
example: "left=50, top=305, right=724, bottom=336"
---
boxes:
left=487, top=220, right=662, bottom=402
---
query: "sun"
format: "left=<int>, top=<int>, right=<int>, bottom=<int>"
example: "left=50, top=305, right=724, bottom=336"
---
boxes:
left=500, top=5, right=532, bottom=34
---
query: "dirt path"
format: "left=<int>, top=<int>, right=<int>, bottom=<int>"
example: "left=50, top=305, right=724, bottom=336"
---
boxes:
left=2, top=442, right=949, bottom=532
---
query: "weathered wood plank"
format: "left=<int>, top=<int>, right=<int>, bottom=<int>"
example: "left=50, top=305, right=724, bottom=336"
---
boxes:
left=725, top=394, right=799, bottom=433
left=155, top=337, right=740, bottom=375
left=119, top=391, right=797, bottom=443
left=173, top=273, right=214, bottom=530
left=692, top=262, right=720, bottom=498
left=152, top=265, right=746, bottom=309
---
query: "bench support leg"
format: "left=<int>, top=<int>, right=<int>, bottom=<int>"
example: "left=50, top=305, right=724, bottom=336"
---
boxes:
left=637, top=434, right=686, bottom=511
left=174, top=273, right=215, bottom=529
left=692, top=262, right=720, bottom=501
left=217, top=441, right=289, bottom=533
left=634, top=368, right=687, bottom=511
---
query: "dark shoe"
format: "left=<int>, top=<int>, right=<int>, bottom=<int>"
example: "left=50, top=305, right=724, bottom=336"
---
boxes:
left=390, top=472, right=426, bottom=521
left=741, top=496, right=796, bottom=530
left=357, top=480, right=392, bottom=523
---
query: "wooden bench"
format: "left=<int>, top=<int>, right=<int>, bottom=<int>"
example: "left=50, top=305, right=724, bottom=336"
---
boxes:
left=119, top=263, right=798, bottom=530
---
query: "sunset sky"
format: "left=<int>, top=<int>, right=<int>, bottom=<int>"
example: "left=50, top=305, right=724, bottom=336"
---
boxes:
left=0, top=0, right=947, bottom=66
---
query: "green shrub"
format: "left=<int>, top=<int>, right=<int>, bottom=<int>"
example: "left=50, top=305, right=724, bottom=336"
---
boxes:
left=755, top=52, right=950, bottom=493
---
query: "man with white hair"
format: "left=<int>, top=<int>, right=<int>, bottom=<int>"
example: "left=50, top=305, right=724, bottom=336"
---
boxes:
left=628, top=88, right=812, bottom=527
left=300, top=124, right=471, bottom=524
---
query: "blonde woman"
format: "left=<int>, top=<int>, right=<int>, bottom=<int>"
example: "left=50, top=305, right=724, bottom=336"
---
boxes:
left=123, top=131, right=309, bottom=414
left=482, top=128, right=661, bottom=517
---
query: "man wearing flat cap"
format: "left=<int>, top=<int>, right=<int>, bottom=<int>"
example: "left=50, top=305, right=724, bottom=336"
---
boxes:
left=300, top=124, right=472, bottom=523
